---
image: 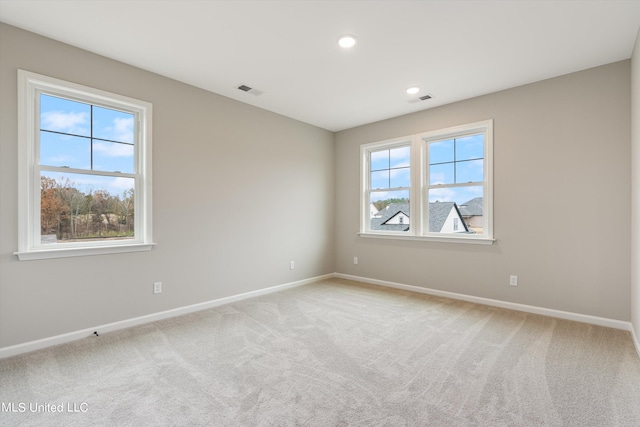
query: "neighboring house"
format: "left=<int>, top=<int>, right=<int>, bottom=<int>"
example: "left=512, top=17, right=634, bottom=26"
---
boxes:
left=371, top=203, right=410, bottom=232
left=370, top=203, right=379, bottom=218
left=459, top=197, right=483, bottom=232
left=371, top=202, right=470, bottom=233
left=429, top=202, right=470, bottom=233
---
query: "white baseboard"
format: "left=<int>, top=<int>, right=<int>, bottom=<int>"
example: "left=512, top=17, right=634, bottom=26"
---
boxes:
left=334, top=273, right=634, bottom=333
left=632, top=324, right=640, bottom=359
left=4, top=272, right=638, bottom=361
left=0, top=273, right=333, bottom=359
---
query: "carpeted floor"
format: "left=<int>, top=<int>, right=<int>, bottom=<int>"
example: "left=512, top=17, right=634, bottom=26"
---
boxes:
left=1, top=278, right=639, bottom=426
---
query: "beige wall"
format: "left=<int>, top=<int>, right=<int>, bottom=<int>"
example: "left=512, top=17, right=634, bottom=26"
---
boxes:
left=632, top=28, right=640, bottom=347
left=335, top=61, right=631, bottom=321
left=0, top=24, right=335, bottom=348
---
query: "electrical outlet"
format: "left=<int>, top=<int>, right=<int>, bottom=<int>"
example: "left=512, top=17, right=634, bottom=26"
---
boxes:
left=290, top=261, right=295, bottom=270
left=153, top=282, right=162, bottom=294
left=354, top=257, right=358, bottom=265
left=509, top=275, right=518, bottom=286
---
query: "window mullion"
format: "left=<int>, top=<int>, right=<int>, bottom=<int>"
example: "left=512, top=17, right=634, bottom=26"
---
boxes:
left=422, top=137, right=429, bottom=236
left=32, top=163, right=42, bottom=249
left=453, top=138, right=457, bottom=184
left=407, top=136, right=417, bottom=235
left=31, top=92, right=41, bottom=250
left=90, top=105, right=94, bottom=170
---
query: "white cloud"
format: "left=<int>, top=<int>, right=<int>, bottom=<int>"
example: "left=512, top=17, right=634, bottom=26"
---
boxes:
left=41, top=111, right=89, bottom=135
left=430, top=172, right=447, bottom=185
left=111, top=117, right=134, bottom=143
left=98, top=117, right=134, bottom=144
left=110, top=177, right=135, bottom=192
left=389, top=146, right=410, bottom=162
left=45, top=155, right=73, bottom=164
left=429, top=187, right=456, bottom=202
left=93, top=141, right=134, bottom=158
left=429, top=186, right=483, bottom=204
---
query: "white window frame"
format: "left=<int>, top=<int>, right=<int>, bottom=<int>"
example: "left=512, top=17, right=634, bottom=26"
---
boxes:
left=360, top=136, right=416, bottom=235
left=15, top=70, right=154, bottom=260
left=360, top=120, right=494, bottom=245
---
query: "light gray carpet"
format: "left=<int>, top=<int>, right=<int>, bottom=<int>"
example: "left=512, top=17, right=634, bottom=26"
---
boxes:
left=1, top=278, right=639, bottom=426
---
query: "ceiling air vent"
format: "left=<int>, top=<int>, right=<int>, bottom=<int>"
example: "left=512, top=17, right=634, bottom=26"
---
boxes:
left=408, top=93, right=433, bottom=104
left=237, top=84, right=264, bottom=96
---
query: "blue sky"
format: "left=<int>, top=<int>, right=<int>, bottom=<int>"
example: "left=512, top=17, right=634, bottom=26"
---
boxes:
left=428, top=134, right=484, bottom=205
left=370, top=146, right=410, bottom=190
left=370, top=135, right=484, bottom=206
left=429, top=134, right=483, bottom=185
left=39, top=94, right=135, bottom=196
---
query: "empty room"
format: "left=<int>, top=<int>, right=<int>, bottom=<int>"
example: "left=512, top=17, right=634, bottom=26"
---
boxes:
left=1, top=1, right=640, bottom=425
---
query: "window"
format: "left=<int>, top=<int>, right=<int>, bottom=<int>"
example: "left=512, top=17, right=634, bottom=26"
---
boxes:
left=363, top=138, right=412, bottom=233
left=16, top=70, right=154, bottom=260
left=360, top=120, right=493, bottom=244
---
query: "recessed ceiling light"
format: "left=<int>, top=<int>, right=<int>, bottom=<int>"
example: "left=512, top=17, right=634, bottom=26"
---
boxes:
left=338, top=35, right=357, bottom=48
left=406, top=86, right=420, bottom=95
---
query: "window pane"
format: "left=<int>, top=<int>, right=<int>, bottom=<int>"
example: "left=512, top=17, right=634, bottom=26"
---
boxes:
left=455, top=134, right=484, bottom=161
left=40, top=171, right=135, bottom=244
left=40, top=94, right=90, bottom=137
left=429, top=139, right=454, bottom=164
left=371, top=170, right=389, bottom=189
left=93, top=141, right=134, bottom=173
left=40, top=131, right=91, bottom=169
left=428, top=186, right=484, bottom=234
left=456, top=159, right=483, bottom=183
left=370, top=150, right=389, bottom=171
left=93, top=106, right=135, bottom=144
left=429, top=162, right=454, bottom=185
left=389, top=146, right=410, bottom=168
left=369, top=190, right=410, bottom=232
left=390, top=167, right=410, bottom=188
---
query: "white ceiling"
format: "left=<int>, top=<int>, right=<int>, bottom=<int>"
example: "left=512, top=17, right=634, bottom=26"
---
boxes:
left=1, top=0, right=640, bottom=132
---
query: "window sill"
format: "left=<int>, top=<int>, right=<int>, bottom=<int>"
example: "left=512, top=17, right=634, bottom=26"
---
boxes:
left=14, top=243, right=156, bottom=261
left=358, top=232, right=495, bottom=245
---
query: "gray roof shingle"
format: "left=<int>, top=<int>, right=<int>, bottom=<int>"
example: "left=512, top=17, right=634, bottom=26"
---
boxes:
left=371, top=203, right=410, bottom=232
left=428, top=202, right=456, bottom=233
left=459, top=197, right=483, bottom=217
left=370, top=202, right=468, bottom=232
